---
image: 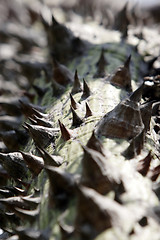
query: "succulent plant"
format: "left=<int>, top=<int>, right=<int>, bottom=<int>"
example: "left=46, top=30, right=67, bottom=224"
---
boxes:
left=0, top=1, right=160, bottom=240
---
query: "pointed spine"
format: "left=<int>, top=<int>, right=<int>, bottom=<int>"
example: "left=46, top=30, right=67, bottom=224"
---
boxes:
left=81, top=79, right=90, bottom=99
left=129, top=84, right=144, bottom=102
left=20, top=151, right=44, bottom=177
left=140, top=101, right=155, bottom=131
left=14, top=207, right=39, bottom=223
left=36, top=147, right=63, bottom=167
left=110, top=55, right=132, bottom=91
left=5, top=186, right=26, bottom=196
left=19, top=100, right=48, bottom=119
left=70, top=94, right=78, bottom=110
left=0, top=196, right=28, bottom=210
left=45, top=166, right=75, bottom=208
left=52, top=58, right=74, bottom=85
left=149, top=165, right=160, bottom=181
left=59, top=222, right=74, bottom=239
left=24, top=122, right=58, bottom=148
left=123, top=130, right=145, bottom=159
left=85, top=102, right=92, bottom=118
left=22, top=196, right=41, bottom=209
left=124, top=54, right=131, bottom=68
left=81, top=146, right=123, bottom=195
left=58, top=120, right=71, bottom=141
left=52, top=79, right=65, bottom=96
left=113, top=2, right=129, bottom=38
left=32, top=115, right=53, bottom=128
left=52, top=14, right=59, bottom=26
left=71, top=70, right=82, bottom=94
left=137, top=151, right=152, bottom=176
left=71, top=107, right=83, bottom=127
left=75, top=186, right=112, bottom=238
left=96, top=89, right=144, bottom=139
left=87, top=131, right=104, bottom=155
left=31, top=108, right=48, bottom=119
left=94, top=48, right=107, bottom=78
left=28, top=117, right=37, bottom=125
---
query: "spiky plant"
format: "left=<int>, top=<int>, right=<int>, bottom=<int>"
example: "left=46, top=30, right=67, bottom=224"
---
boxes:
left=0, top=1, right=160, bottom=240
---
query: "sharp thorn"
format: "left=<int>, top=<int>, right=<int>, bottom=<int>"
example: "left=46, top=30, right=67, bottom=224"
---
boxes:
left=58, top=120, right=71, bottom=141
left=81, top=79, right=90, bottom=99
left=71, top=106, right=83, bottom=127
left=129, top=84, right=144, bottom=102
left=85, top=102, right=92, bottom=118
left=20, top=151, right=44, bottom=177
left=71, top=69, right=82, bottom=94
left=70, top=93, right=78, bottom=110
left=36, top=146, right=63, bottom=167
